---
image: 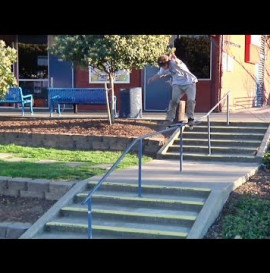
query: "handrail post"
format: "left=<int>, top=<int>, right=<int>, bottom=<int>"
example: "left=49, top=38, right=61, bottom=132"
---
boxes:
left=138, top=138, right=142, bottom=197
left=207, top=116, right=211, bottom=155
left=227, top=92, right=230, bottom=125
left=87, top=198, right=92, bottom=239
left=179, top=125, right=183, bottom=172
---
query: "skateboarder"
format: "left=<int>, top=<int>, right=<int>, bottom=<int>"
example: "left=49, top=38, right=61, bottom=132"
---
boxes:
left=147, top=53, right=198, bottom=128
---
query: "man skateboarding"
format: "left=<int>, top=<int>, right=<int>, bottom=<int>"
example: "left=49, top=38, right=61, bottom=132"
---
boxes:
left=147, top=52, right=198, bottom=129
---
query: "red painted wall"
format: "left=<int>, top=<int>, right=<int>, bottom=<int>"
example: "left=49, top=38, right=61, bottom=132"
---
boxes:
left=245, top=35, right=260, bottom=64
left=196, top=81, right=212, bottom=112
left=0, top=35, right=220, bottom=113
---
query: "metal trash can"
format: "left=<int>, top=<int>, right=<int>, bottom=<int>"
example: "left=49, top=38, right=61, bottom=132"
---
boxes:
left=119, top=87, right=142, bottom=118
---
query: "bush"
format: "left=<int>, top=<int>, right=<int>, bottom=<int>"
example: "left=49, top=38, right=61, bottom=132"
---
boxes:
left=262, top=152, right=270, bottom=169
left=222, top=196, right=270, bottom=239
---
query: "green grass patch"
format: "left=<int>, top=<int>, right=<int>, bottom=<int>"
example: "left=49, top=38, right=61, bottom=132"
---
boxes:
left=0, top=144, right=153, bottom=180
left=0, top=144, right=152, bottom=165
left=222, top=195, right=270, bottom=239
left=0, top=161, right=106, bottom=181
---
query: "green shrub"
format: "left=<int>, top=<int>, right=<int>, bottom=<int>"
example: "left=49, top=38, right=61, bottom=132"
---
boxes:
left=222, top=196, right=270, bottom=239
left=262, top=152, right=270, bottom=169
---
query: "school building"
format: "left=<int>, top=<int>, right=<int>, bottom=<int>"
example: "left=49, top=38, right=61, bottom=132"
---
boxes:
left=0, top=35, right=269, bottom=114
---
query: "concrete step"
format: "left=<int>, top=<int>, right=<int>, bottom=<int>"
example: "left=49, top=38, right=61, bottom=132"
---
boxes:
left=162, top=152, right=261, bottom=162
left=44, top=217, right=189, bottom=238
left=65, top=203, right=199, bottom=217
left=87, top=181, right=211, bottom=198
left=34, top=231, right=89, bottom=239
left=189, top=125, right=268, bottom=133
left=33, top=231, right=123, bottom=239
left=168, top=145, right=257, bottom=155
left=60, top=206, right=197, bottom=227
left=176, top=138, right=261, bottom=147
left=182, top=131, right=265, bottom=140
left=87, top=190, right=207, bottom=202
left=197, top=121, right=269, bottom=128
left=75, top=193, right=205, bottom=212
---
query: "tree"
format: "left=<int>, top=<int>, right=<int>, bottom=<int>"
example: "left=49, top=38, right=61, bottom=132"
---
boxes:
left=50, top=35, right=172, bottom=123
left=0, top=40, right=18, bottom=98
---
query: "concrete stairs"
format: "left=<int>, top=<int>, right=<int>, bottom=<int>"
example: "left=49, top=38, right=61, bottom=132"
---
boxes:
left=32, top=181, right=211, bottom=239
left=23, top=121, right=269, bottom=239
left=158, top=121, right=269, bottom=162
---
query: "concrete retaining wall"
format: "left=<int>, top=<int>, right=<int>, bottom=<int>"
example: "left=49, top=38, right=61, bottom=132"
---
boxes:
left=0, top=132, right=165, bottom=156
left=0, top=177, right=75, bottom=239
left=0, top=176, right=75, bottom=201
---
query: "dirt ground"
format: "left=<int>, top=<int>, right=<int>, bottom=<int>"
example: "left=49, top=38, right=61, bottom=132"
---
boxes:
left=0, top=196, right=56, bottom=224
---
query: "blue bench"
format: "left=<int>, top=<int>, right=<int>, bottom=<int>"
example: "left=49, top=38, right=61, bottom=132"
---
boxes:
left=48, top=88, right=117, bottom=119
left=0, top=87, right=34, bottom=116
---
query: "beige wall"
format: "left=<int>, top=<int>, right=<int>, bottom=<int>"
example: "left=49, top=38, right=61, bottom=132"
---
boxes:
left=264, top=38, right=270, bottom=105
left=221, top=35, right=259, bottom=111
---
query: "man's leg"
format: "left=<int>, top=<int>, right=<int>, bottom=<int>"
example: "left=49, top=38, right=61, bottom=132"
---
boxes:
left=185, top=83, right=196, bottom=121
left=166, top=85, right=184, bottom=122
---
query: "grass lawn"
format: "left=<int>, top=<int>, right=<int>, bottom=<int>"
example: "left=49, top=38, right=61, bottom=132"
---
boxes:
left=0, top=144, right=153, bottom=181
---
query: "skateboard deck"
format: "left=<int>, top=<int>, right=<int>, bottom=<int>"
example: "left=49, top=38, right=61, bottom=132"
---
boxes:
left=166, top=120, right=200, bottom=130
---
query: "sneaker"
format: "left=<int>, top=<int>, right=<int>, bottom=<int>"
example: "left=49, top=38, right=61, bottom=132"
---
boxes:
left=165, top=120, right=174, bottom=125
left=188, top=118, right=194, bottom=127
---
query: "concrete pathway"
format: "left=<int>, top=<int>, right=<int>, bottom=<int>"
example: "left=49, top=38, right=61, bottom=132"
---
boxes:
left=1, top=105, right=270, bottom=123
left=89, top=159, right=259, bottom=191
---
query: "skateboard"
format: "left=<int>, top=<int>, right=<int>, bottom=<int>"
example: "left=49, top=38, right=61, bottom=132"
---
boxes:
left=166, top=120, right=200, bottom=130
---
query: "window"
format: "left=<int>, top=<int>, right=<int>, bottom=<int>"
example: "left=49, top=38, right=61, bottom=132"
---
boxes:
left=18, top=35, right=49, bottom=106
left=18, top=35, right=48, bottom=79
left=251, top=35, right=261, bottom=47
left=89, top=66, right=130, bottom=83
left=174, top=35, right=211, bottom=79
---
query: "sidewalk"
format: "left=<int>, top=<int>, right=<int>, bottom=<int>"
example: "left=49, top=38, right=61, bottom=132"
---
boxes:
left=1, top=105, right=270, bottom=123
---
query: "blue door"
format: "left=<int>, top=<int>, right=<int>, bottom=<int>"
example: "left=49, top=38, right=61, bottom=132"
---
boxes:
left=143, top=66, right=172, bottom=111
left=49, top=55, right=73, bottom=88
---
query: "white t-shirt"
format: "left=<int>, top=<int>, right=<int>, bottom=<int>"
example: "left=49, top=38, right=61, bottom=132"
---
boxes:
left=157, top=59, right=198, bottom=85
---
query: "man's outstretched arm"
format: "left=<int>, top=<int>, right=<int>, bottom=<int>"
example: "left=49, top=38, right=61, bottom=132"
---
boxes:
left=169, top=52, right=182, bottom=65
left=147, top=74, right=162, bottom=84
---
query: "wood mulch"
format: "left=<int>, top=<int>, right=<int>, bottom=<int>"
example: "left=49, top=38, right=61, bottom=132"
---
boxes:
left=0, top=116, right=166, bottom=138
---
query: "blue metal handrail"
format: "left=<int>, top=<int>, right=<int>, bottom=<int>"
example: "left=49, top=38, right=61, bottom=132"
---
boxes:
left=81, top=91, right=230, bottom=238
left=81, top=123, right=186, bottom=239
left=195, top=91, right=231, bottom=155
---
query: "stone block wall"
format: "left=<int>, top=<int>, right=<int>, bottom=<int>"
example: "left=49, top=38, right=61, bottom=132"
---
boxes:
left=0, top=176, right=75, bottom=201
left=0, top=132, right=165, bottom=157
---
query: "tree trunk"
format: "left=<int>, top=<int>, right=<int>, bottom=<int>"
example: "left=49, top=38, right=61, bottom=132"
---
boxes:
left=109, top=74, right=115, bottom=123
